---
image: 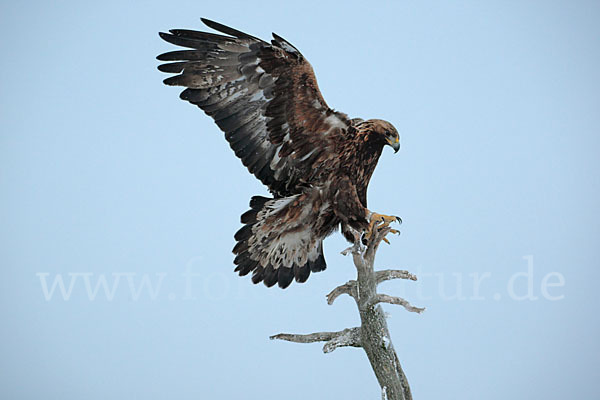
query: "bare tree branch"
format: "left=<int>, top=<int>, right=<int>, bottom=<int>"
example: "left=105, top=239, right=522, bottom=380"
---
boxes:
left=270, top=331, right=339, bottom=343
left=370, top=294, right=426, bottom=314
left=322, top=327, right=361, bottom=353
left=326, top=280, right=357, bottom=305
left=376, top=269, right=417, bottom=285
left=270, top=328, right=361, bottom=353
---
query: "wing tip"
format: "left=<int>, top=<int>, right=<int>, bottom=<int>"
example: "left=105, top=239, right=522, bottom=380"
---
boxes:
left=200, top=17, right=258, bottom=40
left=162, top=76, right=180, bottom=86
left=200, top=17, right=215, bottom=26
left=156, top=52, right=169, bottom=61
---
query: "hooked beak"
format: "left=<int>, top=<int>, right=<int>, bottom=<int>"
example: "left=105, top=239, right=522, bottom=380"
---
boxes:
left=387, top=137, right=400, bottom=153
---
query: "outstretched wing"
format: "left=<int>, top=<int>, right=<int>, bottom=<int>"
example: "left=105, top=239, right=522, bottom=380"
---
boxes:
left=157, top=18, right=351, bottom=196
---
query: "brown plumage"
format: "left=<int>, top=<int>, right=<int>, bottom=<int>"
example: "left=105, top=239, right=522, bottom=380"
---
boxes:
left=158, top=19, right=401, bottom=288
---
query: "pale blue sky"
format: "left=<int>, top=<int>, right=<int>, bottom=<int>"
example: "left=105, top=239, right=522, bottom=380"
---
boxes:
left=1, top=1, right=599, bottom=399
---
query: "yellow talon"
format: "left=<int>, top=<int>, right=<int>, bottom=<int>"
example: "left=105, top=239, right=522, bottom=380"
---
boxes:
left=370, top=213, right=400, bottom=226
left=363, top=211, right=402, bottom=243
left=382, top=228, right=401, bottom=244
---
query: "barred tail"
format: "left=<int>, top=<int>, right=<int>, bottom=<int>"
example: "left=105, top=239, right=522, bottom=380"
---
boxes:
left=233, top=195, right=326, bottom=289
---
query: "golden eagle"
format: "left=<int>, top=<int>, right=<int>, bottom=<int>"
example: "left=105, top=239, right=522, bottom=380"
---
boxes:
left=158, top=19, right=401, bottom=288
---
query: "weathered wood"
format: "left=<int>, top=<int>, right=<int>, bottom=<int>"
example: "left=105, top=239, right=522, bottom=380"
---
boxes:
left=271, top=226, right=422, bottom=399
left=270, top=327, right=361, bottom=353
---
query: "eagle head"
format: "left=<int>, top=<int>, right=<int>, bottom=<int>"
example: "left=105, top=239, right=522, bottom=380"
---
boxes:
left=362, top=119, right=400, bottom=153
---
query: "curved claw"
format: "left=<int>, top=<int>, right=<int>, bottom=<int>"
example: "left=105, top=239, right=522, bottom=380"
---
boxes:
left=369, top=213, right=402, bottom=229
left=363, top=212, right=403, bottom=245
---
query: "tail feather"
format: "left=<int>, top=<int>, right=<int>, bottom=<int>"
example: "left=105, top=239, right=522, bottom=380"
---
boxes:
left=308, top=247, right=326, bottom=272
left=293, top=263, right=311, bottom=283
left=251, top=265, right=264, bottom=284
left=263, top=265, right=279, bottom=287
left=233, top=195, right=327, bottom=289
left=277, top=267, right=295, bottom=288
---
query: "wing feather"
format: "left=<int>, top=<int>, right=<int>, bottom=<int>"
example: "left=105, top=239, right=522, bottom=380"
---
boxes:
left=158, top=19, right=351, bottom=196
